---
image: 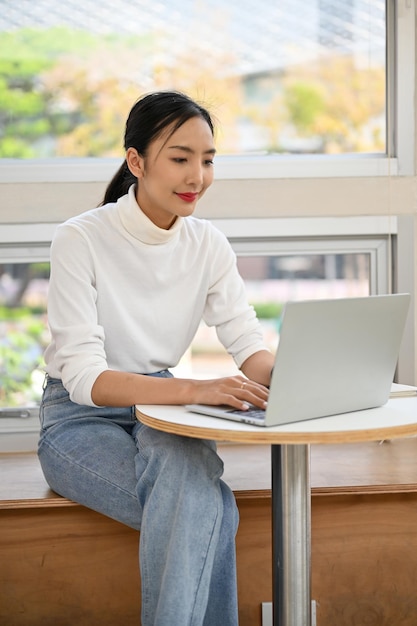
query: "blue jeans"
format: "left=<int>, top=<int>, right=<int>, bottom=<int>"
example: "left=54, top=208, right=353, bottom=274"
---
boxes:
left=38, top=374, right=239, bottom=626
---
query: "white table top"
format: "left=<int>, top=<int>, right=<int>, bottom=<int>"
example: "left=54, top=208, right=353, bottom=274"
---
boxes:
left=136, top=396, right=417, bottom=445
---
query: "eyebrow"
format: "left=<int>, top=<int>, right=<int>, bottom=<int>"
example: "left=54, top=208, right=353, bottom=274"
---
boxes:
left=168, top=145, right=216, bottom=156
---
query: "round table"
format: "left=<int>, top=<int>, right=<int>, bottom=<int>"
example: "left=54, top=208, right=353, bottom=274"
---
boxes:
left=136, top=396, right=417, bottom=626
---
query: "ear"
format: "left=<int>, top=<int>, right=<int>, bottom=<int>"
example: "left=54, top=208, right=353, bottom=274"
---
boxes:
left=126, top=147, right=145, bottom=179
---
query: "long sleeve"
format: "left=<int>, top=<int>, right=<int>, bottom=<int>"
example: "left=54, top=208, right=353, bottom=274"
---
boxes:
left=45, top=223, right=109, bottom=405
left=202, top=228, right=266, bottom=367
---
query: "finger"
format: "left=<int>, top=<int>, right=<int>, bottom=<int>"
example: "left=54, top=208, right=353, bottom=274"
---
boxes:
left=238, top=380, right=269, bottom=402
left=237, top=379, right=268, bottom=393
left=230, top=387, right=268, bottom=411
left=225, top=391, right=267, bottom=411
left=245, top=393, right=268, bottom=409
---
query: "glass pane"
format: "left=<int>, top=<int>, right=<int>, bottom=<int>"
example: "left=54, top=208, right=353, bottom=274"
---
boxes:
left=0, top=262, right=50, bottom=408
left=0, top=0, right=385, bottom=157
left=173, top=252, right=370, bottom=378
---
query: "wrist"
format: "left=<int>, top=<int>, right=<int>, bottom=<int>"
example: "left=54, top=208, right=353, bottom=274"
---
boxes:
left=175, top=377, right=200, bottom=404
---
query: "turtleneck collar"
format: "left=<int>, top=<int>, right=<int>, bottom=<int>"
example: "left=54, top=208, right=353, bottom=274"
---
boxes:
left=117, top=184, right=183, bottom=244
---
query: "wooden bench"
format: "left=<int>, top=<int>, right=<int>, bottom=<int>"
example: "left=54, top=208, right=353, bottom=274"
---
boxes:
left=2, top=439, right=417, bottom=626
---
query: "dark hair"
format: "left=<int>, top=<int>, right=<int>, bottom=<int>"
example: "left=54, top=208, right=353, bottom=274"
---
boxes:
left=100, top=91, right=215, bottom=205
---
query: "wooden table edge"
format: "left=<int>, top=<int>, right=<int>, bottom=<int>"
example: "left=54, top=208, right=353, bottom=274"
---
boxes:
left=136, top=408, right=417, bottom=445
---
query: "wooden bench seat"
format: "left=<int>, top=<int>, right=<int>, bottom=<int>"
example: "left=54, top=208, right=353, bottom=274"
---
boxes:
left=2, top=439, right=417, bottom=625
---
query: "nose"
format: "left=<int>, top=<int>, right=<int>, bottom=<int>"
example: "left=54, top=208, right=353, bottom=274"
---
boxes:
left=186, top=162, right=204, bottom=187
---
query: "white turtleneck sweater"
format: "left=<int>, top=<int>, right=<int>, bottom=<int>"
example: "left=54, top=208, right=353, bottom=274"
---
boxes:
left=45, top=185, right=267, bottom=406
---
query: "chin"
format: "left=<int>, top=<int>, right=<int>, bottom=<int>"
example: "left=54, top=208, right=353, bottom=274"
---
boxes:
left=178, top=205, right=197, bottom=217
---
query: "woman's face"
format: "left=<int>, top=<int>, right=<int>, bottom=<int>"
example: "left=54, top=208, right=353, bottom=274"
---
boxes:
left=126, top=116, right=216, bottom=230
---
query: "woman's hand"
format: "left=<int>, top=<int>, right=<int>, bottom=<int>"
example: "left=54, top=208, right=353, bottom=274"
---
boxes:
left=190, top=375, right=269, bottom=411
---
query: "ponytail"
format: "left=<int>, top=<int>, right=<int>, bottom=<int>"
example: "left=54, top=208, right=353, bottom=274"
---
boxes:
left=99, top=160, right=136, bottom=206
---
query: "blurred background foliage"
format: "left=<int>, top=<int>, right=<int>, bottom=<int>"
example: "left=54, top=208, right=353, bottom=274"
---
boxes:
left=0, top=26, right=385, bottom=158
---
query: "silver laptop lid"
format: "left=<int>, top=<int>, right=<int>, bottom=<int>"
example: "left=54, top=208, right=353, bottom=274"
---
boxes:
left=264, top=293, right=410, bottom=425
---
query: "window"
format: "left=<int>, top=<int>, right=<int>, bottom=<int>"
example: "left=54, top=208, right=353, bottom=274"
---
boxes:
left=1, top=0, right=387, bottom=158
left=0, top=0, right=414, bottom=187
left=0, top=241, right=51, bottom=452
left=0, top=260, right=49, bottom=409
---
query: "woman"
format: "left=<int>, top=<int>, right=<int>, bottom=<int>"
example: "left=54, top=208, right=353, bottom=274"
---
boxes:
left=38, top=90, right=275, bottom=625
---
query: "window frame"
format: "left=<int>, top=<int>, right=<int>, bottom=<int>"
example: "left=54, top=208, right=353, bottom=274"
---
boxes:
left=0, top=0, right=414, bottom=183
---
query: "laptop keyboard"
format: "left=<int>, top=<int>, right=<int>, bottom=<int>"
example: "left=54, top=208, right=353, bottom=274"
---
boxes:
left=229, top=408, right=266, bottom=422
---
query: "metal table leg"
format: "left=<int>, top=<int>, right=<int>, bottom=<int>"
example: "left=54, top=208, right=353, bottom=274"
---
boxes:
left=271, top=444, right=311, bottom=626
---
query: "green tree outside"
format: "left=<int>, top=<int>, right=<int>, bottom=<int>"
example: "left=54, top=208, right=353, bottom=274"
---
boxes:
left=0, top=27, right=385, bottom=158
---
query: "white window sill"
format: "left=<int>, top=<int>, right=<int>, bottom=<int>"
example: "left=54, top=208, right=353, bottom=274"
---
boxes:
left=0, top=413, right=40, bottom=453
left=0, top=154, right=399, bottom=184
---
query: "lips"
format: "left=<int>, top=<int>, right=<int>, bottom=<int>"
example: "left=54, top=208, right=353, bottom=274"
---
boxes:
left=176, top=192, right=198, bottom=203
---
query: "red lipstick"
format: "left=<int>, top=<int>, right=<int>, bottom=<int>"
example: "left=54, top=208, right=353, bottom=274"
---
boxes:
left=176, top=192, right=198, bottom=203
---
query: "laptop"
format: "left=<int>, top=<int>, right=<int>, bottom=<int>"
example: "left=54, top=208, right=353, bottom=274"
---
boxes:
left=185, top=293, right=410, bottom=427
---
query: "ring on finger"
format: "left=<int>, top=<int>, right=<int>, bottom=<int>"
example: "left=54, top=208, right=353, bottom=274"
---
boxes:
left=241, top=382, right=247, bottom=390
